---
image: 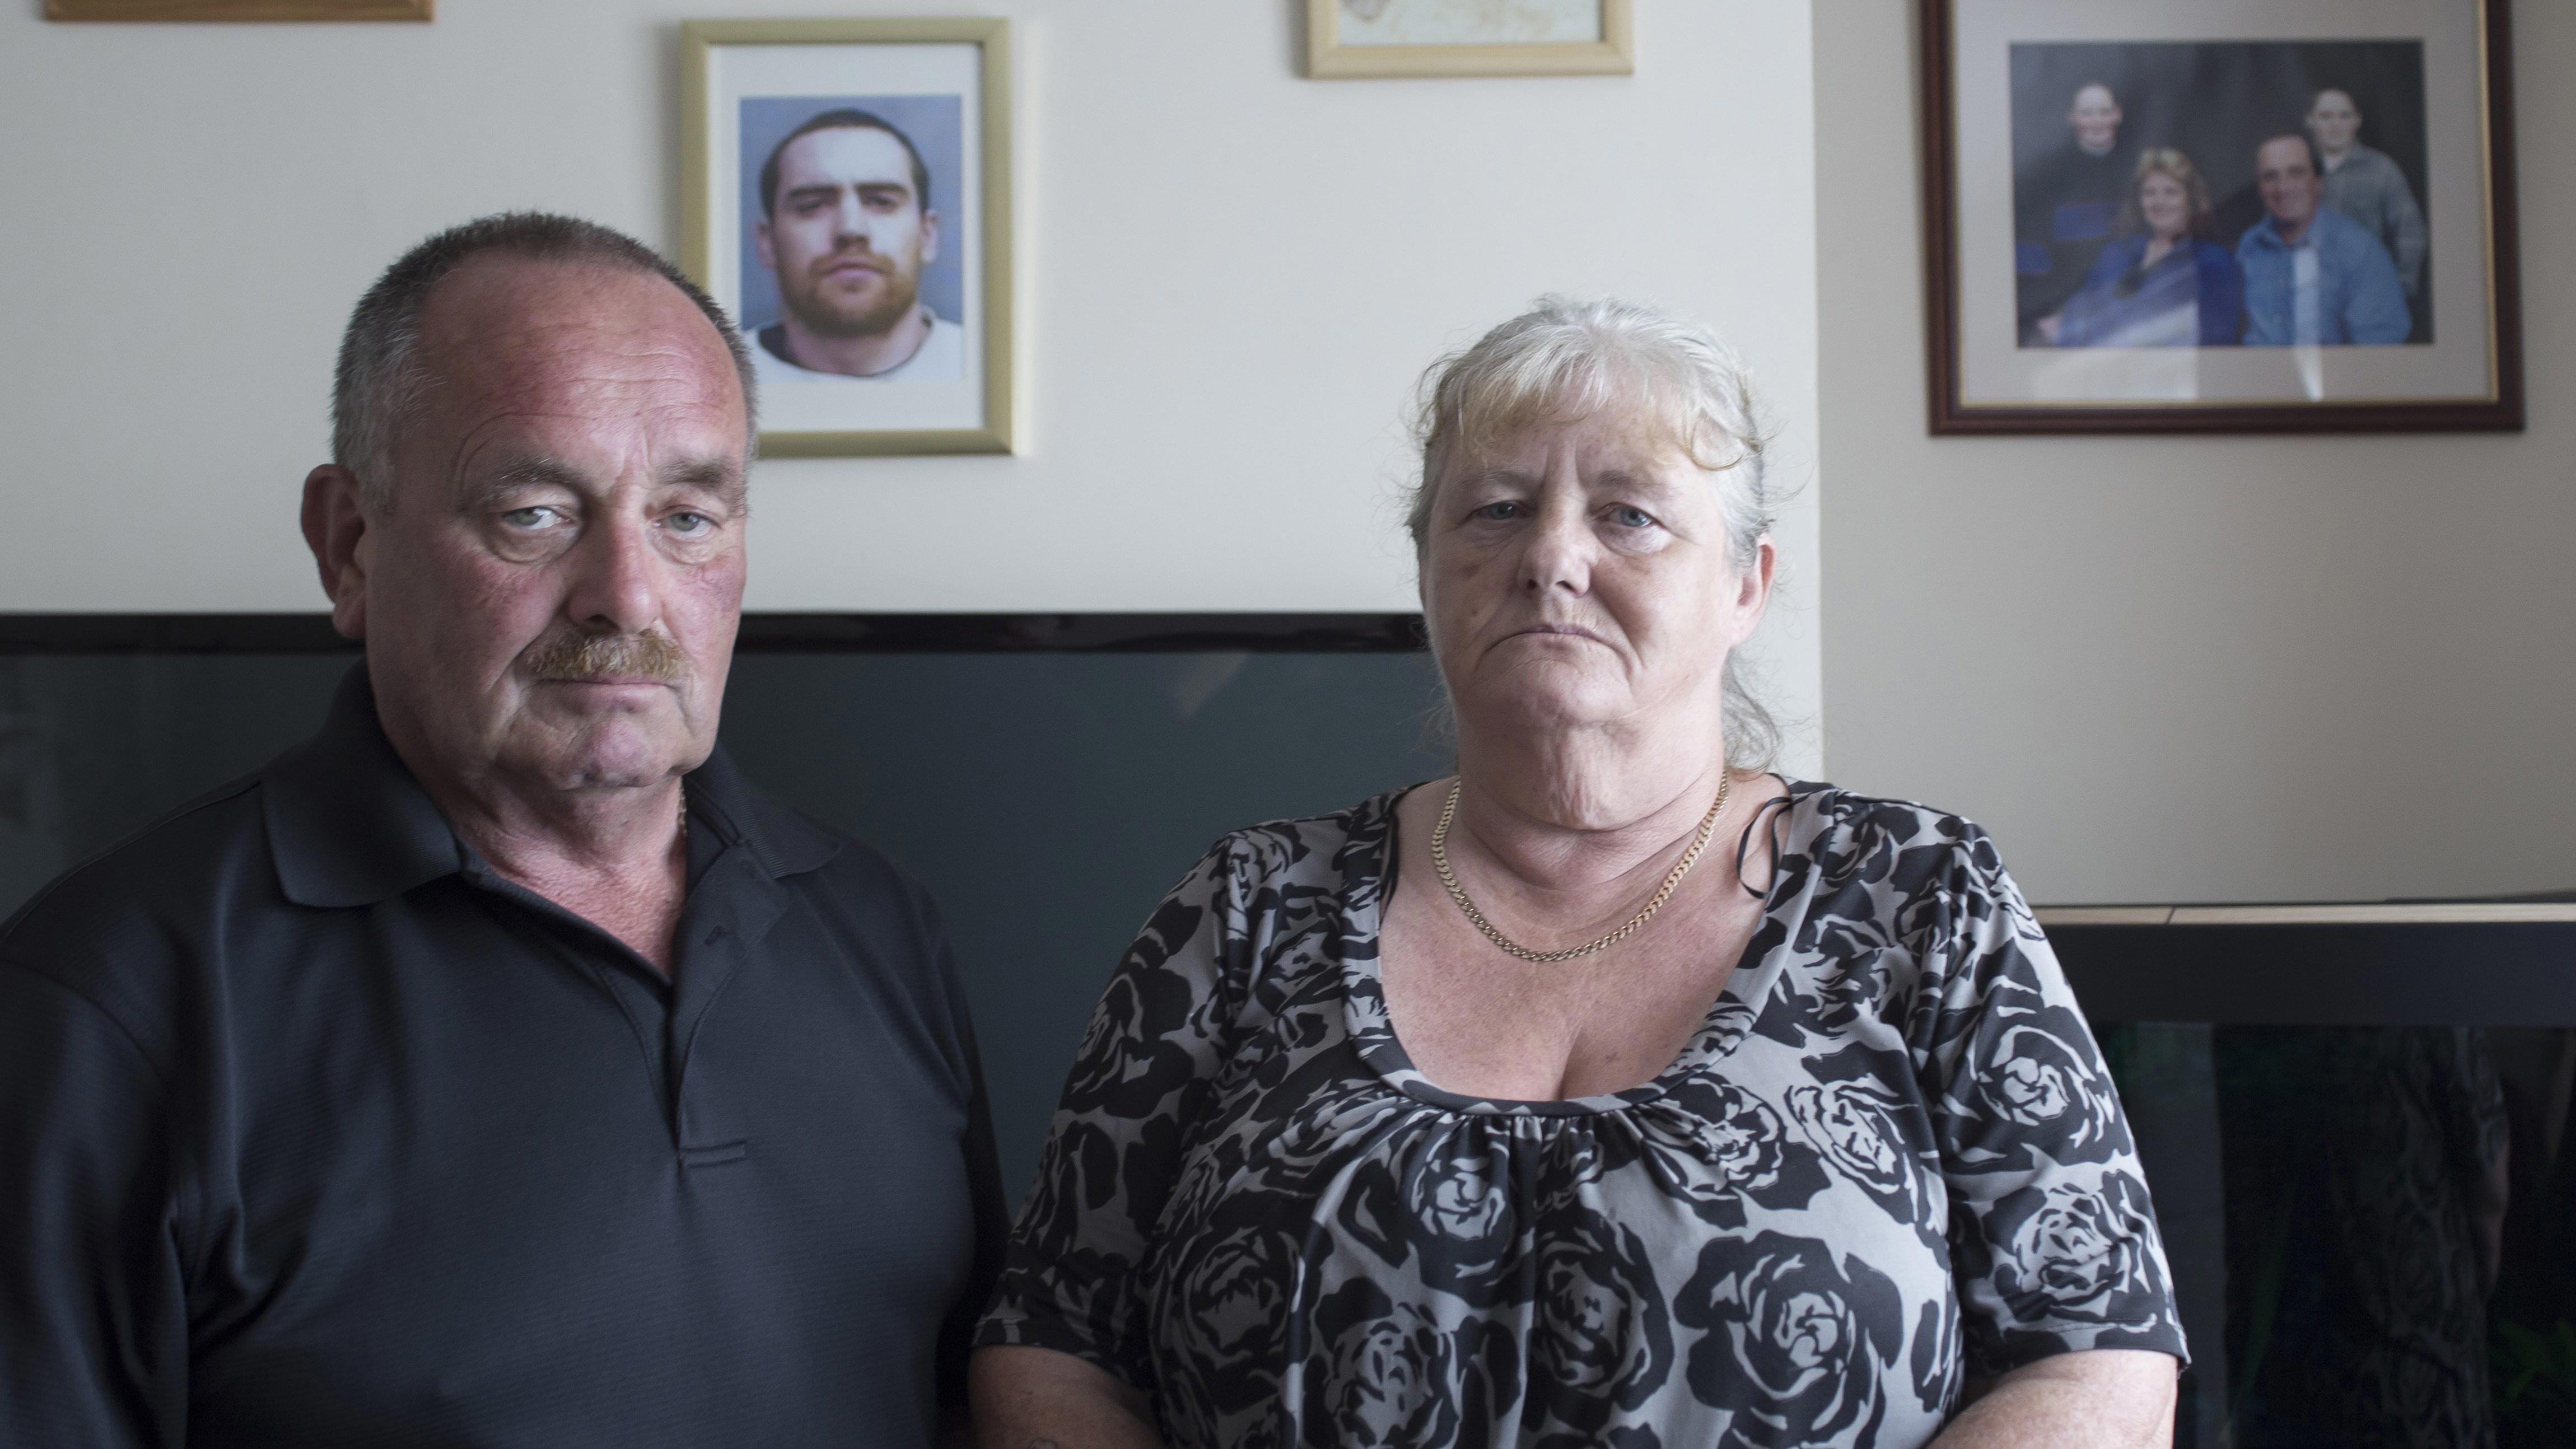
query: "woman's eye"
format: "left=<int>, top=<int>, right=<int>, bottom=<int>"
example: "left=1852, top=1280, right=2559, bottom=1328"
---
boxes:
left=1471, top=501, right=1523, bottom=522
left=1608, top=506, right=1655, bottom=528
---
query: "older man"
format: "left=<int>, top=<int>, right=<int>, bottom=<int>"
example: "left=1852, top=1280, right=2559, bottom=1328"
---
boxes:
left=0, top=214, right=1002, bottom=1446
left=2237, top=133, right=2411, bottom=347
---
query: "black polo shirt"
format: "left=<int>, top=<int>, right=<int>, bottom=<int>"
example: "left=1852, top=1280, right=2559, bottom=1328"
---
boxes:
left=0, top=666, right=1004, bottom=1447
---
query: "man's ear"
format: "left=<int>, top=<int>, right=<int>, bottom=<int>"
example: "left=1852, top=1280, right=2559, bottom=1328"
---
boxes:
left=754, top=218, right=777, bottom=273
left=919, top=208, right=940, bottom=268
left=302, top=464, right=372, bottom=640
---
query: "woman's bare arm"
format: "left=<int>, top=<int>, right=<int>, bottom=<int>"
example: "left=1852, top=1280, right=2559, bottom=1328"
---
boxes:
left=1930, top=1348, right=2177, bottom=1448
left=971, top=1345, right=1164, bottom=1449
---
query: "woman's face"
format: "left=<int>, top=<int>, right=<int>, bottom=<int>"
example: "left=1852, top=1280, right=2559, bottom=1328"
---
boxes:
left=1420, top=409, right=1772, bottom=743
left=2138, top=171, right=2190, bottom=242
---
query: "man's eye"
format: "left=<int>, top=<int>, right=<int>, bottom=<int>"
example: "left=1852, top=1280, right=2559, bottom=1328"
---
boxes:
left=666, top=512, right=712, bottom=537
left=501, top=507, right=562, bottom=529
left=1471, top=502, right=1523, bottom=521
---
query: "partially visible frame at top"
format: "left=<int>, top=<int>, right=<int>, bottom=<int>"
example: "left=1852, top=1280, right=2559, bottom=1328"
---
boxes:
left=1919, top=0, right=2523, bottom=434
left=1305, top=0, right=1632, bottom=79
left=48, top=0, right=426, bottom=17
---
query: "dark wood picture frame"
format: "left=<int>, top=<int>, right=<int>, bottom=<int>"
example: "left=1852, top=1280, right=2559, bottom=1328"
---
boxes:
left=46, top=0, right=428, bottom=18
left=1917, top=0, right=2522, bottom=434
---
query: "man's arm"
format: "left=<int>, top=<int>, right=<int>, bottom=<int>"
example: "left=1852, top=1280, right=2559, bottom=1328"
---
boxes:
left=2381, top=158, right=2430, bottom=296
left=937, top=1029, right=1009, bottom=1446
left=921, top=883, right=1011, bottom=1447
left=2341, top=228, right=2414, bottom=344
left=0, top=964, right=186, bottom=1448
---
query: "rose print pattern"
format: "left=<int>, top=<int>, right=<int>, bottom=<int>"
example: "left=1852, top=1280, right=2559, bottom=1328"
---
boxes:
left=1525, top=1205, right=1674, bottom=1433
left=1790, top=1082, right=1914, bottom=1199
left=1303, top=1281, right=1464, bottom=1447
left=1621, top=1078, right=1831, bottom=1232
left=1984, top=1176, right=2177, bottom=1345
left=978, top=784, right=2187, bottom=1446
left=1676, top=1232, right=1905, bottom=1448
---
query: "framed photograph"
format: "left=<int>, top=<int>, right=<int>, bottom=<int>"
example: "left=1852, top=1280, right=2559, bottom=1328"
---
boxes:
left=680, top=18, right=1014, bottom=457
left=1919, top=0, right=2522, bottom=433
left=47, top=0, right=426, bottom=17
left=1305, top=0, right=1632, bottom=78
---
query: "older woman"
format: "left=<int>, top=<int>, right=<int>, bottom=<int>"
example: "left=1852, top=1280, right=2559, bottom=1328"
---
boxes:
left=2047, top=147, right=2243, bottom=348
left=973, top=300, right=2185, bottom=1446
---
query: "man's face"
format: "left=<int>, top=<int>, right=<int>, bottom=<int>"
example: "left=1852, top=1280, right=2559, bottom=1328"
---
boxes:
left=755, top=127, right=939, bottom=339
left=2069, top=85, right=2122, bottom=151
left=2257, top=137, right=2323, bottom=231
left=347, top=257, right=750, bottom=801
left=2307, top=90, right=2362, bottom=154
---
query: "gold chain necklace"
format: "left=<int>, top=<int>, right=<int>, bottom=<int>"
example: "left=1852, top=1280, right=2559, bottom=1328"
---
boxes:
left=1429, top=771, right=1730, bottom=964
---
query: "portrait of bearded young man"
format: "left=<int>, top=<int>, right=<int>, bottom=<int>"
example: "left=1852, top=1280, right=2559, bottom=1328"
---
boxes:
left=750, top=107, right=967, bottom=383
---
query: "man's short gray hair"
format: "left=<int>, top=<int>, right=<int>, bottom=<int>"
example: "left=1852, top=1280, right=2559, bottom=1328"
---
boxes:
left=1404, top=296, right=1782, bottom=769
left=332, top=212, right=758, bottom=515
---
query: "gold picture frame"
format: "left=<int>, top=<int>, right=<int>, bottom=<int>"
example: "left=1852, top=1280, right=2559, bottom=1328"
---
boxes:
left=1304, top=0, right=1632, bottom=79
left=680, top=18, right=1015, bottom=457
left=47, top=0, right=427, bottom=17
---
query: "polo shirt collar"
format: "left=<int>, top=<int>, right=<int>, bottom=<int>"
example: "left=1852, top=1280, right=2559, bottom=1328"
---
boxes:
left=265, top=662, right=837, bottom=909
left=680, top=737, right=839, bottom=880
left=2247, top=213, right=2332, bottom=255
left=264, top=664, right=466, bottom=908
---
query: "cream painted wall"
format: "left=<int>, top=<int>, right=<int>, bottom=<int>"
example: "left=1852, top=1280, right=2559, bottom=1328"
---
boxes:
left=0, top=1, right=1823, bottom=772
left=1814, top=1, right=2574, bottom=903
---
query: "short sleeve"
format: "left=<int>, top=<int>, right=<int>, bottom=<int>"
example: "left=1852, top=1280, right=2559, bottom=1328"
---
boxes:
left=913, top=886, right=1010, bottom=1418
left=1916, top=840, right=2190, bottom=1374
left=0, top=962, right=191, bottom=1448
left=973, top=839, right=1247, bottom=1387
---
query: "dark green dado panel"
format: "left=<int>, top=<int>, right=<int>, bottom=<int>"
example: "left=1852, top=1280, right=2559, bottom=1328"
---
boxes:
left=0, top=649, right=1453, bottom=1198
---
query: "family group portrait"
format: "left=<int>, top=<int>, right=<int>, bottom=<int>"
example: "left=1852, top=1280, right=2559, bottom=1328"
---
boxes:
left=2012, top=40, right=2433, bottom=350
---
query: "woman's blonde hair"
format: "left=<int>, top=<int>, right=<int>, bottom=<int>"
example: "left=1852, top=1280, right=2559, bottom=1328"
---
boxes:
left=1403, top=296, right=1781, bottom=769
left=2121, top=147, right=2216, bottom=239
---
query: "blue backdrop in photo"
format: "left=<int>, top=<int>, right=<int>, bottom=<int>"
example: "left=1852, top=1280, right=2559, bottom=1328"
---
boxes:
left=736, top=95, right=966, bottom=336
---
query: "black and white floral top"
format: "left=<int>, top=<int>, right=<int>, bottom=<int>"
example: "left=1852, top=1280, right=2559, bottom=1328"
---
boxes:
left=977, top=783, right=2186, bottom=1447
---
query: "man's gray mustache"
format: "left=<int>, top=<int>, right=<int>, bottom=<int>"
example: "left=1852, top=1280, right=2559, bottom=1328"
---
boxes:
left=522, top=632, right=689, bottom=685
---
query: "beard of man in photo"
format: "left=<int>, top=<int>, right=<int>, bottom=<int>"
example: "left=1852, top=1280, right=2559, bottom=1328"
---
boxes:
left=757, top=119, right=939, bottom=362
